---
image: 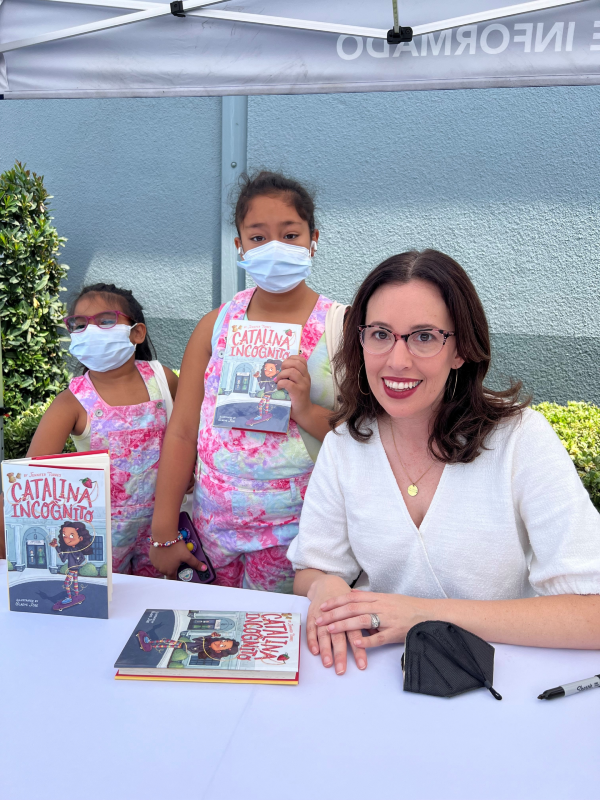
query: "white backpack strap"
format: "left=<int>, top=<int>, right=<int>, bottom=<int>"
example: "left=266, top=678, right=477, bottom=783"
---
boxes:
left=149, top=360, right=174, bottom=422
left=325, top=302, right=350, bottom=410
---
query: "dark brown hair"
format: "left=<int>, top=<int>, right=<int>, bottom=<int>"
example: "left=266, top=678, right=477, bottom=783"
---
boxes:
left=69, top=283, right=156, bottom=369
left=58, top=521, right=94, bottom=555
left=331, top=250, right=530, bottom=464
left=235, top=171, right=316, bottom=236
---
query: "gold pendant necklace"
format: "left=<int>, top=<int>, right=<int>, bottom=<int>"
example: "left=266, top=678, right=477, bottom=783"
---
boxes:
left=390, top=422, right=434, bottom=498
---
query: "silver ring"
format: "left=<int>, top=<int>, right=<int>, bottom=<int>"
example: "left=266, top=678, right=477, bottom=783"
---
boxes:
left=370, top=613, right=380, bottom=630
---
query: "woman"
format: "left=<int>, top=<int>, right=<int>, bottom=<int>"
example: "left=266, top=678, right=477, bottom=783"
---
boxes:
left=288, top=250, right=600, bottom=675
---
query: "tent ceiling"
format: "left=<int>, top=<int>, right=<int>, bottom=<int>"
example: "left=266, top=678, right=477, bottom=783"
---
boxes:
left=0, top=0, right=598, bottom=97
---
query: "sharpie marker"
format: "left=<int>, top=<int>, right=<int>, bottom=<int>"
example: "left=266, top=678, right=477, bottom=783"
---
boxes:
left=538, top=674, right=600, bottom=700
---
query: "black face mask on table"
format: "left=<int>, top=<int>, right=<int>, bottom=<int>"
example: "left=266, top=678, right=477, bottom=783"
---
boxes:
left=402, top=620, right=502, bottom=700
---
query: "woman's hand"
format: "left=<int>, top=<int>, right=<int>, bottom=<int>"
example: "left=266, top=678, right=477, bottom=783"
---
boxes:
left=307, top=575, right=368, bottom=675
left=315, top=590, right=429, bottom=650
left=148, top=537, right=207, bottom=580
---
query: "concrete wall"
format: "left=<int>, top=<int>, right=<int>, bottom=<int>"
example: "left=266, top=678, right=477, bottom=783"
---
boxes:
left=1, top=86, right=599, bottom=403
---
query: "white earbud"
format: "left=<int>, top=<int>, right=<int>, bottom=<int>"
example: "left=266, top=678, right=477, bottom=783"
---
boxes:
left=310, top=240, right=318, bottom=255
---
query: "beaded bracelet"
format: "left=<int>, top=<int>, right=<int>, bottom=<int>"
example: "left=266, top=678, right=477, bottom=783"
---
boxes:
left=151, top=532, right=184, bottom=549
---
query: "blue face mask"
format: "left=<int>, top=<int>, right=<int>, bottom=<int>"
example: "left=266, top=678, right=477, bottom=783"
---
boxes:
left=237, top=239, right=315, bottom=294
left=69, top=324, right=137, bottom=372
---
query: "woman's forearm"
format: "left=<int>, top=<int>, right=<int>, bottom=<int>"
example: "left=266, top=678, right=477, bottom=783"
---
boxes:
left=423, top=594, right=600, bottom=649
left=293, top=568, right=328, bottom=598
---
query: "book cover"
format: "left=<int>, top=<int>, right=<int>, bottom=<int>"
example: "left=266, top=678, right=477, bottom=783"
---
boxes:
left=2, top=453, right=111, bottom=618
left=114, top=609, right=301, bottom=684
left=213, top=320, right=302, bottom=434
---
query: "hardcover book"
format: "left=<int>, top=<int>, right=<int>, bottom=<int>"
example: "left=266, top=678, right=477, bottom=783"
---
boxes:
left=114, top=608, right=301, bottom=684
left=213, top=320, right=302, bottom=434
left=2, top=451, right=112, bottom=618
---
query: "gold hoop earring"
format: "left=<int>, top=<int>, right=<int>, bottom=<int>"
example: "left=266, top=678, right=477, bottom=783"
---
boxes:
left=447, top=368, right=458, bottom=402
left=358, top=363, right=370, bottom=396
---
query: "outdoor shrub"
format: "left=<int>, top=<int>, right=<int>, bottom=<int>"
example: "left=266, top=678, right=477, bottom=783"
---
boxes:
left=170, top=649, right=188, bottom=662
left=533, top=401, right=600, bottom=512
left=98, top=563, right=107, bottom=577
left=168, top=662, right=185, bottom=669
left=4, top=399, right=75, bottom=459
left=58, top=564, right=69, bottom=574
left=79, top=563, right=98, bottom=578
left=0, top=161, right=69, bottom=415
left=7, top=560, right=14, bottom=571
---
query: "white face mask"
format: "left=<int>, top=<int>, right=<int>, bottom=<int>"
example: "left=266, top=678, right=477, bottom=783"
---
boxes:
left=69, top=324, right=137, bottom=372
left=236, top=239, right=316, bottom=294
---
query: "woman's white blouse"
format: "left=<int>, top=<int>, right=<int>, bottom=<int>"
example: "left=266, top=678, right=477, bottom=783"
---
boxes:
left=287, top=410, right=600, bottom=599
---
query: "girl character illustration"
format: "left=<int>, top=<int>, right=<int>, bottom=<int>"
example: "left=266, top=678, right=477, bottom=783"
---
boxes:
left=49, top=521, right=95, bottom=611
left=247, top=359, right=284, bottom=427
left=136, top=630, right=240, bottom=661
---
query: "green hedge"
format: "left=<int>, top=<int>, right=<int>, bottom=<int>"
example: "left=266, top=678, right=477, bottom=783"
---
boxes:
left=533, top=401, right=600, bottom=512
left=0, top=162, right=70, bottom=414
left=4, top=399, right=75, bottom=460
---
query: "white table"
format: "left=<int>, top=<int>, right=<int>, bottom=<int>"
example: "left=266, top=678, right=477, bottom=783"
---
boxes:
left=1, top=562, right=598, bottom=800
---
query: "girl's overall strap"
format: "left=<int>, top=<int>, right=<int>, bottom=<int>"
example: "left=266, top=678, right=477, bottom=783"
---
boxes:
left=214, top=288, right=255, bottom=353
left=68, top=373, right=100, bottom=415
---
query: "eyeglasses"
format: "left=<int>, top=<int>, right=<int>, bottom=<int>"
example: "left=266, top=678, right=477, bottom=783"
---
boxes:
left=358, top=325, right=455, bottom=358
left=63, top=310, right=133, bottom=334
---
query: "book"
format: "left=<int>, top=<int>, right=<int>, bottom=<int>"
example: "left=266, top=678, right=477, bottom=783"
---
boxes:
left=114, top=608, right=301, bottom=684
left=2, top=451, right=112, bottom=619
left=213, top=320, right=302, bottom=434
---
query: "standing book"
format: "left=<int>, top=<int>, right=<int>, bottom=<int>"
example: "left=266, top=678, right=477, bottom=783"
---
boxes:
left=213, top=320, right=302, bottom=434
left=2, top=451, right=112, bottom=618
left=114, top=609, right=301, bottom=684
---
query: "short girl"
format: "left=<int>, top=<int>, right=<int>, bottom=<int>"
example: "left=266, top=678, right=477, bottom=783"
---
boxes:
left=49, top=521, right=94, bottom=610
left=151, top=171, right=347, bottom=592
left=28, top=283, right=179, bottom=577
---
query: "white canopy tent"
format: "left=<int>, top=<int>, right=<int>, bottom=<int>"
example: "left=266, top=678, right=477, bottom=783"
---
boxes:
left=1, top=0, right=598, bottom=462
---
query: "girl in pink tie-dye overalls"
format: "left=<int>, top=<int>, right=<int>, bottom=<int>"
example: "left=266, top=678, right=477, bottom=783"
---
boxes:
left=150, top=171, right=345, bottom=592
left=26, top=283, right=180, bottom=577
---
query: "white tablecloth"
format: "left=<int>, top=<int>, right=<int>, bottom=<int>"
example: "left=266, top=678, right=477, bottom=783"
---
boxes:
left=1, top=561, right=598, bottom=800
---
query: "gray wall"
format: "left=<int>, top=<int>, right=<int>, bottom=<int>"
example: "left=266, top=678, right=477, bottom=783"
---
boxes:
left=1, top=87, right=599, bottom=403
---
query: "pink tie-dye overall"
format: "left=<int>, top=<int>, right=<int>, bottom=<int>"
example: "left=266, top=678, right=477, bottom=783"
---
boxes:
left=69, top=361, right=167, bottom=577
left=195, top=288, right=333, bottom=593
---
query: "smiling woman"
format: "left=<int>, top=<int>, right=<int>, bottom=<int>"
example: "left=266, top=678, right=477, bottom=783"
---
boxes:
left=288, top=249, right=600, bottom=676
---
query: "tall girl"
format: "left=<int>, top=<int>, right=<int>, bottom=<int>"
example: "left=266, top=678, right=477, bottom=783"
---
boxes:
left=26, top=283, right=179, bottom=577
left=151, top=172, right=346, bottom=592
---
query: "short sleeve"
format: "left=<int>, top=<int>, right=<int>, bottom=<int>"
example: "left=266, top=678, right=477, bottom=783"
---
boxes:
left=287, top=431, right=361, bottom=585
left=513, top=410, right=600, bottom=596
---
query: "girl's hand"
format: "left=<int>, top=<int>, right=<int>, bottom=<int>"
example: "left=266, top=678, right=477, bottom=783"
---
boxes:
left=49, top=538, right=58, bottom=548
left=148, top=537, right=208, bottom=580
left=315, top=590, right=429, bottom=650
left=276, top=355, right=312, bottom=419
left=307, top=575, right=367, bottom=675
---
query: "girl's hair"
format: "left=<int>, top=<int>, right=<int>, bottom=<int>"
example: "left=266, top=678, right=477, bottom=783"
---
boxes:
left=58, top=521, right=94, bottom=555
left=331, top=249, right=530, bottom=464
left=235, top=171, right=316, bottom=236
left=199, top=636, right=240, bottom=660
left=260, top=359, right=283, bottom=381
left=70, top=283, right=156, bottom=363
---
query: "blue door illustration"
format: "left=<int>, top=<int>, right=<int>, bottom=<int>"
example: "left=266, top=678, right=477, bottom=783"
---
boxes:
left=233, top=372, right=250, bottom=393
left=26, top=534, right=47, bottom=568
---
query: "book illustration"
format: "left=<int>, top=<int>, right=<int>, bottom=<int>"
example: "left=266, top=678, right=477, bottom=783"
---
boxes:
left=213, top=321, right=302, bottom=434
left=3, top=461, right=110, bottom=619
left=115, top=609, right=301, bottom=681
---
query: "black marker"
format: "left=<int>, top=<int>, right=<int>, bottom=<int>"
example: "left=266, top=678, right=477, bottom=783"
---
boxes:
left=538, top=674, right=600, bottom=700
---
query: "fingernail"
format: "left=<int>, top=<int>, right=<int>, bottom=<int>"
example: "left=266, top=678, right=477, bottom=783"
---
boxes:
left=336, top=665, right=345, bottom=675
left=327, top=624, right=336, bottom=633
left=315, top=617, right=323, bottom=625
left=200, top=564, right=207, bottom=571
left=324, top=657, right=332, bottom=667
left=311, top=647, right=319, bottom=655
left=354, top=640, right=361, bottom=647
left=358, top=660, right=366, bottom=670
left=320, top=603, right=328, bottom=610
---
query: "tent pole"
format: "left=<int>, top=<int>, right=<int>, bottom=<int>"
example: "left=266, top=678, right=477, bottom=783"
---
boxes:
left=220, top=95, right=248, bottom=304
